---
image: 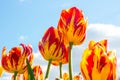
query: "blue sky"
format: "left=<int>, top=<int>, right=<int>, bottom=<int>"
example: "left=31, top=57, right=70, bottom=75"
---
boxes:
left=0, top=0, right=120, bottom=52
left=0, top=0, right=120, bottom=79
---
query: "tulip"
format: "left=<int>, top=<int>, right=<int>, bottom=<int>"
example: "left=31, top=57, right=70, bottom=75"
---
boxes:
left=57, top=7, right=87, bottom=79
left=0, top=66, right=3, bottom=77
left=51, top=45, right=69, bottom=66
left=11, top=65, right=43, bottom=80
left=1, top=44, right=33, bottom=80
left=11, top=74, right=24, bottom=80
left=52, top=45, right=69, bottom=78
left=57, top=7, right=87, bottom=45
left=73, top=75, right=83, bottom=80
left=80, top=40, right=117, bottom=80
left=62, top=73, right=69, bottom=80
left=38, top=26, right=64, bottom=61
left=33, top=65, right=44, bottom=80
left=62, top=72, right=83, bottom=80
left=38, top=26, right=65, bottom=79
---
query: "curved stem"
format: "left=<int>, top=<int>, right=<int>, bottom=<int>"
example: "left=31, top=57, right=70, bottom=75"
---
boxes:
left=45, top=59, right=52, bottom=79
left=69, top=42, right=73, bottom=80
left=14, top=71, right=18, bottom=80
left=59, top=62, right=62, bottom=78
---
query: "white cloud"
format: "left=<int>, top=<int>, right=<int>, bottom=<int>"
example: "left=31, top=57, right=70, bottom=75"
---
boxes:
left=19, top=0, right=25, bottom=2
left=117, top=58, right=120, bottom=77
left=19, top=0, right=32, bottom=3
left=19, top=35, right=26, bottom=41
left=61, top=3, right=72, bottom=8
left=88, top=24, right=120, bottom=37
left=0, top=72, right=12, bottom=80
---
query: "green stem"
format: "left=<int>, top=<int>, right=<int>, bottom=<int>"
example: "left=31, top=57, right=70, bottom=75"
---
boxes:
left=59, top=62, right=62, bottom=78
left=69, top=42, right=73, bottom=80
left=45, top=59, right=52, bottom=79
left=14, top=71, right=18, bottom=80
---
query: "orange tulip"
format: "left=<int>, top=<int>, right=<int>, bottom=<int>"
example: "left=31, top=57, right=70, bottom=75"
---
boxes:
left=57, top=7, right=87, bottom=45
left=73, top=75, right=83, bottom=80
left=39, top=26, right=68, bottom=79
left=11, top=74, right=25, bottom=80
left=62, top=72, right=69, bottom=80
left=52, top=45, right=69, bottom=66
left=80, top=40, right=116, bottom=80
left=1, top=44, right=33, bottom=74
left=0, top=65, right=4, bottom=77
left=33, top=65, right=44, bottom=80
left=11, top=65, right=43, bottom=80
left=62, top=72, right=83, bottom=80
left=38, top=26, right=65, bottom=61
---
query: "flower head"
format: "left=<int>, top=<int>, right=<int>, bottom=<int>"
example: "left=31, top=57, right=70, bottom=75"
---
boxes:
left=57, top=7, right=87, bottom=45
left=80, top=40, right=116, bottom=80
left=33, top=65, right=44, bottom=80
left=62, top=72, right=83, bottom=80
left=0, top=65, right=4, bottom=77
left=1, top=44, right=33, bottom=74
left=52, top=45, right=69, bottom=66
left=38, top=26, right=65, bottom=61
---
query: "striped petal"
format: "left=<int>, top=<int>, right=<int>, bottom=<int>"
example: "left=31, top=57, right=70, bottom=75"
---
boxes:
left=58, top=7, right=87, bottom=45
left=52, top=44, right=69, bottom=66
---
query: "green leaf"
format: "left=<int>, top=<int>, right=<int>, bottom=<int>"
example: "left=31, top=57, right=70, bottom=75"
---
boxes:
left=26, top=59, right=35, bottom=80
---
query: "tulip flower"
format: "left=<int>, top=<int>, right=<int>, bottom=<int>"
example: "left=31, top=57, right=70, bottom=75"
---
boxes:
left=73, top=75, right=83, bottom=80
left=52, top=45, right=69, bottom=78
left=57, top=7, right=87, bottom=45
left=33, top=65, right=43, bottom=80
left=57, top=6, right=87, bottom=79
left=52, top=45, right=69, bottom=66
left=80, top=40, right=117, bottom=80
left=62, top=72, right=83, bottom=80
left=11, top=74, right=24, bottom=80
left=38, top=26, right=64, bottom=61
left=0, top=65, right=3, bottom=77
left=38, top=26, right=66, bottom=79
left=62, top=73, right=69, bottom=80
left=1, top=44, right=33, bottom=80
left=11, top=65, right=43, bottom=80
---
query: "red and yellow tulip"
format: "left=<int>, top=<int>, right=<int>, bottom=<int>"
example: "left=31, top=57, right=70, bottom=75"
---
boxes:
left=23, top=65, right=44, bottom=80
left=80, top=40, right=116, bottom=80
left=62, top=72, right=83, bottom=80
left=11, top=65, right=43, bottom=80
left=0, top=65, right=3, bottom=77
left=1, top=44, right=33, bottom=74
left=52, top=45, right=69, bottom=66
left=57, top=7, right=87, bottom=80
left=33, top=65, right=43, bottom=80
left=57, top=7, right=87, bottom=45
left=38, top=26, right=65, bottom=61
left=38, top=26, right=68, bottom=79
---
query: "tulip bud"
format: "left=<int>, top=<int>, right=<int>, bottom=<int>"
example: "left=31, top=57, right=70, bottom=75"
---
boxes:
left=57, top=7, right=87, bottom=45
left=38, top=27, right=65, bottom=61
